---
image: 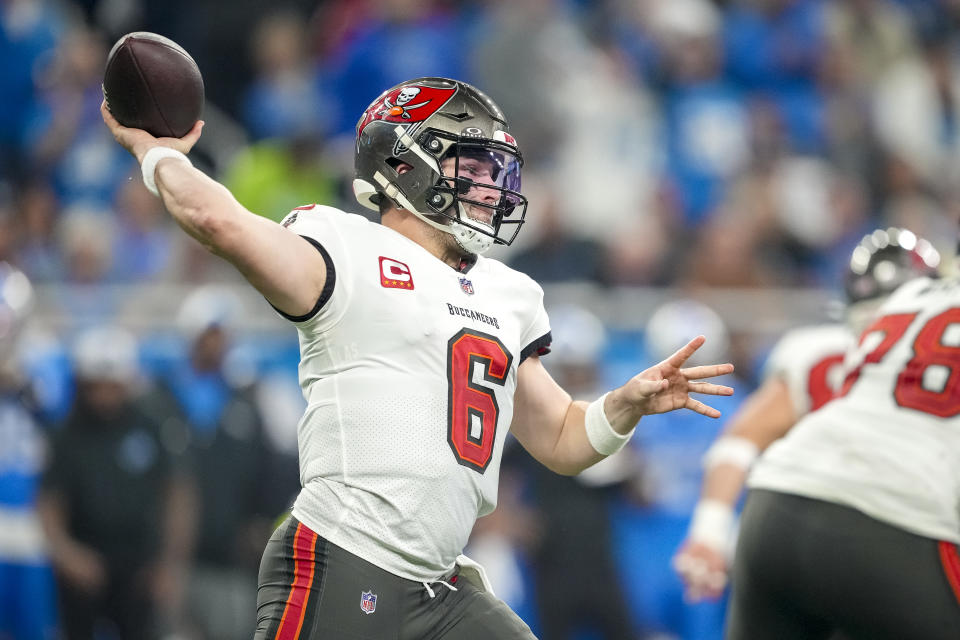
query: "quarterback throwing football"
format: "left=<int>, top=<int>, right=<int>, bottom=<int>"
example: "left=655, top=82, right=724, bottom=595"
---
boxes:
left=102, top=77, right=734, bottom=639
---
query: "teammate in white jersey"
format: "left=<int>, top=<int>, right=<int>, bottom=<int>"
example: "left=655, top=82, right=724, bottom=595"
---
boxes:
left=101, top=77, right=735, bottom=639
left=674, top=228, right=941, bottom=603
left=726, top=229, right=960, bottom=640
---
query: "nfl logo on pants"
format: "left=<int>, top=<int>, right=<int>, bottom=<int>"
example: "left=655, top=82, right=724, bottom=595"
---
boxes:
left=360, top=590, right=377, bottom=614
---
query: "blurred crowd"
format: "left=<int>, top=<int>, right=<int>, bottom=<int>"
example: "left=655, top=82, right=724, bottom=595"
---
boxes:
left=2, top=0, right=960, bottom=639
left=2, top=0, right=960, bottom=296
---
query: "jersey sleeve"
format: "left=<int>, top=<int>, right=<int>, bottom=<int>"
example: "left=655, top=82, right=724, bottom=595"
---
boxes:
left=762, top=324, right=852, bottom=417
left=518, top=279, right=552, bottom=364
left=276, top=205, right=352, bottom=331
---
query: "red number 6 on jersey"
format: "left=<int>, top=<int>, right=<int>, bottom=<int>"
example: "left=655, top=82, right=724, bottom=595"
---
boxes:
left=447, top=329, right=514, bottom=473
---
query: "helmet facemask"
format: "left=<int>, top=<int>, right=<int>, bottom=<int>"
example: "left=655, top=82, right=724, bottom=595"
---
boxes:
left=424, top=132, right=526, bottom=255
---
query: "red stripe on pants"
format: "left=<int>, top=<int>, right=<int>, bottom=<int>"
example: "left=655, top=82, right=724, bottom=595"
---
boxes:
left=938, top=541, right=960, bottom=607
left=275, top=523, right=319, bottom=640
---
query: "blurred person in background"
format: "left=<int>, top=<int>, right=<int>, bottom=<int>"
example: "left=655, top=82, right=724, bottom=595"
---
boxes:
left=226, top=10, right=339, bottom=223
left=674, top=227, right=941, bottom=602
left=507, top=192, right=607, bottom=285
left=30, top=24, right=134, bottom=211
left=154, top=286, right=285, bottom=640
left=14, top=180, right=61, bottom=283
left=649, top=0, right=751, bottom=227
left=618, top=299, right=743, bottom=640
left=102, top=73, right=734, bottom=640
left=524, top=304, right=641, bottom=640
left=110, top=177, right=176, bottom=283
left=241, top=9, right=327, bottom=143
left=0, top=0, right=65, bottom=184
left=0, top=264, right=59, bottom=640
left=37, top=325, right=194, bottom=640
left=317, top=0, right=473, bottom=138
left=724, top=231, right=960, bottom=638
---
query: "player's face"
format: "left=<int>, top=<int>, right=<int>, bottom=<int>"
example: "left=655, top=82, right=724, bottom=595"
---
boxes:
left=440, top=153, right=501, bottom=226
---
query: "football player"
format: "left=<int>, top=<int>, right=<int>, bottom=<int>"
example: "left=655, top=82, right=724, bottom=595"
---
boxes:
left=101, top=77, right=735, bottom=639
left=724, top=232, right=960, bottom=639
left=674, top=227, right=942, bottom=603
left=0, top=264, right=58, bottom=640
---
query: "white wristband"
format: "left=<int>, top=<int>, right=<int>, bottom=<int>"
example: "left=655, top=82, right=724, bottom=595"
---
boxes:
left=585, top=392, right=634, bottom=456
left=702, top=435, right=759, bottom=471
left=688, top=499, right=735, bottom=553
left=141, top=146, right=191, bottom=197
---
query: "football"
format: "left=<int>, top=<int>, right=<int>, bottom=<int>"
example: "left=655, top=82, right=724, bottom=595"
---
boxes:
left=103, top=32, right=204, bottom=138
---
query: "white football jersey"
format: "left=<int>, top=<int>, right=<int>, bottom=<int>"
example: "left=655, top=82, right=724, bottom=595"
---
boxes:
left=280, top=206, right=551, bottom=580
left=751, top=277, right=960, bottom=543
left=763, top=323, right=853, bottom=417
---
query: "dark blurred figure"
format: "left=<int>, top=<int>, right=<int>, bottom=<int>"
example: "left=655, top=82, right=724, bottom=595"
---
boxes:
left=0, top=264, right=59, bottom=640
left=37, top=325, right=194, bottom=640
left=524, top=304, right=641, bottom=640
left=159, top=286, right=292, bottom=640
left=508, top=193, right=607, bottom=285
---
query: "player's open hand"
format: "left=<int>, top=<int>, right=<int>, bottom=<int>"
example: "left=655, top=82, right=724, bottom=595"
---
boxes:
left=616, top=335, right=734, bottom=421
left=673, top=540, right=729, bottom=602
left=101, top=99, right=203, bottom=164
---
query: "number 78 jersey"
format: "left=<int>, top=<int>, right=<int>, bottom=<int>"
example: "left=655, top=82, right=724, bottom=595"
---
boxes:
left=280, top=206, right=551, bottom=581
left=750, top=277, right=960, bottom=543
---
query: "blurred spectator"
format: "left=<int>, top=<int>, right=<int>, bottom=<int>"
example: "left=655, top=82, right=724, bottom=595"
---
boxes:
left=524, top=304, right=642, bottom=640
left=30, top=24, right=134, bottom=210
left=507, top=191, right=607, bottom=284
left=873, top=21, right=960, bottom=190
left=616, top=299, right=743, bottom=640
left=680, top=204, right=779, bottom=289
left=603, top=190, right=675, bottom=287
left=223, top=136, right=337, bottom=223
left=722, top=0, right=828, bottom=153
left=51, top=208, right=122, bottom=327
left=823, top=0, right=917, bottom=92
left=469, top=0, right=566, bottom=164
left=0, top=0, right=65, bottom=184
left=0, top=264, right=59, bottom=640
left=242, top=10, right=326, bottom=141
left=156, top=286, right=290, bottom=640
left=37, top=325, right=194, bottom=640
left=319, top=0, right=472, bottom=137
left=769, top=155, right=872, bottom=284
left=14, top=181, right=61, bottom=282
left=110, top=176, right=175, bottom=283
left=653, top=0, right=751, bottom=225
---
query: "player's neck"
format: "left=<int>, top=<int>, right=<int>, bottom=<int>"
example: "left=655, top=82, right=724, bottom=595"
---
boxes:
left=381, top=208, right=465, bottom=270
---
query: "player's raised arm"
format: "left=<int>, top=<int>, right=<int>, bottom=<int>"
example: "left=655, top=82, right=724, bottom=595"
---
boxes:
left=101, top=101, right=328, bottom=318
left=510, top=335, right=734, bottom=476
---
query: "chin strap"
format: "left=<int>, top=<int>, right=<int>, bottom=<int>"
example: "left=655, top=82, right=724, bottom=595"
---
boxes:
left=372, top=171, right=494, bottom=255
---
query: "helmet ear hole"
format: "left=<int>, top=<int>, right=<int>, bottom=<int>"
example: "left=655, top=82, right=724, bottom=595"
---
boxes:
left=385, top=157, right=408, bottom=175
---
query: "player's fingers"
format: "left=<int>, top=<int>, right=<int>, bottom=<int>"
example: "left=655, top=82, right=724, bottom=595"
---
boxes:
left=180, top=120, right=204, bottom=146
left=687, top=381, right=734, bottom=396
left=663, top=335, right=705, bottom=369
left=681, top=363, right=735, bottom=380
left=100, top=99, right=121, bottom=130
left=685, top=397, right=721, bottom=418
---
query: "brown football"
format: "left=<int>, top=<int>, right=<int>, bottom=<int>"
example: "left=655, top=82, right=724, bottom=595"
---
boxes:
left=103, top=32, right=204, bottom=138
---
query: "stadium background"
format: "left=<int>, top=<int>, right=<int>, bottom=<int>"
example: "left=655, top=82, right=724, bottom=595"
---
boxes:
left=2, top=0, right=959, bottom=638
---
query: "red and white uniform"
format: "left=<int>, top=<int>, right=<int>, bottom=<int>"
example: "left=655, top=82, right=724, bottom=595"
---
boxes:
left=281, top=206, right=551, bottom=581
left=763, top=323, right=853, bottom=417
left=751, top=277, right=960, bottom=543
